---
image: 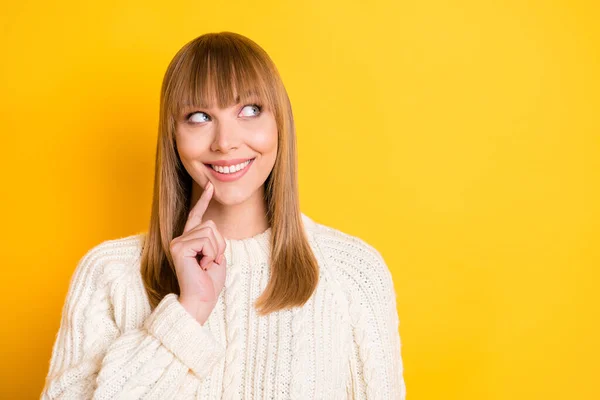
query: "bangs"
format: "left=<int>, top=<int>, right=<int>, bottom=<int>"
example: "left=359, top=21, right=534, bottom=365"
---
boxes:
left=165, top=33, right=277, bottom=120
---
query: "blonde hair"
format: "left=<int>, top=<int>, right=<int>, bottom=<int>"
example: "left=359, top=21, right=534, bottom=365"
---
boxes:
left=140, top=32, right=319, bottom=316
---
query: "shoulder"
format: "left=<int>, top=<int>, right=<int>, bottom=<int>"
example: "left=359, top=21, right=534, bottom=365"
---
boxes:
left=301, top=213, right=396, bottom=296
left=53, top=233, right=150, bottom=356
left=82, top=232, right=145, bottom=258
left=302, top=212, right=389, bottom=272
left=68, top=232, right=146, bottom=292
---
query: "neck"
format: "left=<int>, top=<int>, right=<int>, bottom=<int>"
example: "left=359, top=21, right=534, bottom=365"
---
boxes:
left=189, top=182, right=270, bottom=240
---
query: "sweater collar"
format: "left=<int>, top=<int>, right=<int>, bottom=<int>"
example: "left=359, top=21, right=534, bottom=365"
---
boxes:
left=223, top=212, right=315, bottom=268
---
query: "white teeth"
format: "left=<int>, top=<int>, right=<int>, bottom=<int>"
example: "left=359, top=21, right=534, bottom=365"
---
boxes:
left=210, top=159, right=252, bottom=174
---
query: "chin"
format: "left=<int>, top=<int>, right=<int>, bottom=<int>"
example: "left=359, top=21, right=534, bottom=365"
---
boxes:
left=212, top=186, right=254, bottom=206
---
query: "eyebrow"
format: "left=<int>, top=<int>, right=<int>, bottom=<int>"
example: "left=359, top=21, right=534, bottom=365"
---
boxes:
left=181, top=91, right=260, bottom=109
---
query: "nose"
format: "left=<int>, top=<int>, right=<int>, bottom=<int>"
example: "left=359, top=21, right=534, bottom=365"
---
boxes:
left=210, top=118, right=239, bottom=153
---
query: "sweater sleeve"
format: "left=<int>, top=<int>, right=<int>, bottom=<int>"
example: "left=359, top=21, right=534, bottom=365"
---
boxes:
left=346, top=244, right=407, bottom=400
left=40, top=242, right=226, bottom=400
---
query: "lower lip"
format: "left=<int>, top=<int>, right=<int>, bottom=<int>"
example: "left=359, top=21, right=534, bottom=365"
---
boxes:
left=206, top=159, right=255, bottom=182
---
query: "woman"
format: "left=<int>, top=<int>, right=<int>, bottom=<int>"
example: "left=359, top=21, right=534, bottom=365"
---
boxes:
left=41, top=32, right=406, bottom=399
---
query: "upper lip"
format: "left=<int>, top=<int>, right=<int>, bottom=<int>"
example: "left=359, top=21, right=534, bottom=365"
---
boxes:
left=204, top=158, right=255, bottom=167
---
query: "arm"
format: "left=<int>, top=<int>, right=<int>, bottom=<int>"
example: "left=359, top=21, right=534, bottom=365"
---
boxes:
left=40, top=243, right=225, bottom=400
left=346, top=245, right=407, bottom=399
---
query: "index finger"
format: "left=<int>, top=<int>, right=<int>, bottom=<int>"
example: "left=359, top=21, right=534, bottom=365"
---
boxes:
left=183, top=181, right=213, bottom=233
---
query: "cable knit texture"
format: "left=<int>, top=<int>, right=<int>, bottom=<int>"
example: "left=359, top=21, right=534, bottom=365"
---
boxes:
left=41, top=213, right=406, bottom=399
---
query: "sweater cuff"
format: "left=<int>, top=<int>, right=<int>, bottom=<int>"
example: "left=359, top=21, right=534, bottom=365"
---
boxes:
left=144, top=293, right=225, bottom=379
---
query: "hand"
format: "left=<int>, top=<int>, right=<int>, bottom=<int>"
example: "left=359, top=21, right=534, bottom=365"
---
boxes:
left=169, top=181, right=227, bottom=322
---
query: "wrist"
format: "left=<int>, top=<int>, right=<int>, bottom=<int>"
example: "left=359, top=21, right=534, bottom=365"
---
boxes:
left=178, top=297, right=216, bottom=325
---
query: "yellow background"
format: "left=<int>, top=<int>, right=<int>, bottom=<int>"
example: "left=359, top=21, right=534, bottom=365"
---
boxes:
left=1, top=1, right=598, bottom=399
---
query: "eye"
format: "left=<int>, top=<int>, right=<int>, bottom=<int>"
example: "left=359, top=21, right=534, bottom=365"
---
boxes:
left=187, top=111, right=210, bottom=124
left=239, top=104, right=262, bottom=117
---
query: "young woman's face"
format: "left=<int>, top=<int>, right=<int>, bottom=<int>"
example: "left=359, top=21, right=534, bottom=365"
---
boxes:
left=175, top=97, right=278, bottom=206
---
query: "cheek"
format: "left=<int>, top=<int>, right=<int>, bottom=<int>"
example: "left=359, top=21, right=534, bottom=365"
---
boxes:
left=176, top=133, right=208, bottom=159
left=250, top=122, right=278, bottom=152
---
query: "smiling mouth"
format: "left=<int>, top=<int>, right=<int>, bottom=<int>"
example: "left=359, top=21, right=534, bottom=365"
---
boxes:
left=204, top=158, right=256, bottom=175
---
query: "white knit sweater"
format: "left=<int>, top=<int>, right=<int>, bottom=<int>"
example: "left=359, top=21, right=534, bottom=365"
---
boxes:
left=41, top=213, right=406, bottom=399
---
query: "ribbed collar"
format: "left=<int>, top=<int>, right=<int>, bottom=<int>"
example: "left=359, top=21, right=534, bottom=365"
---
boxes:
left=223, top=212, right=316, bottom=268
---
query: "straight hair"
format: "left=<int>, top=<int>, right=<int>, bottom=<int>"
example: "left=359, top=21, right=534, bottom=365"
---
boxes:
left=139, top=32, right=319, bottom=316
